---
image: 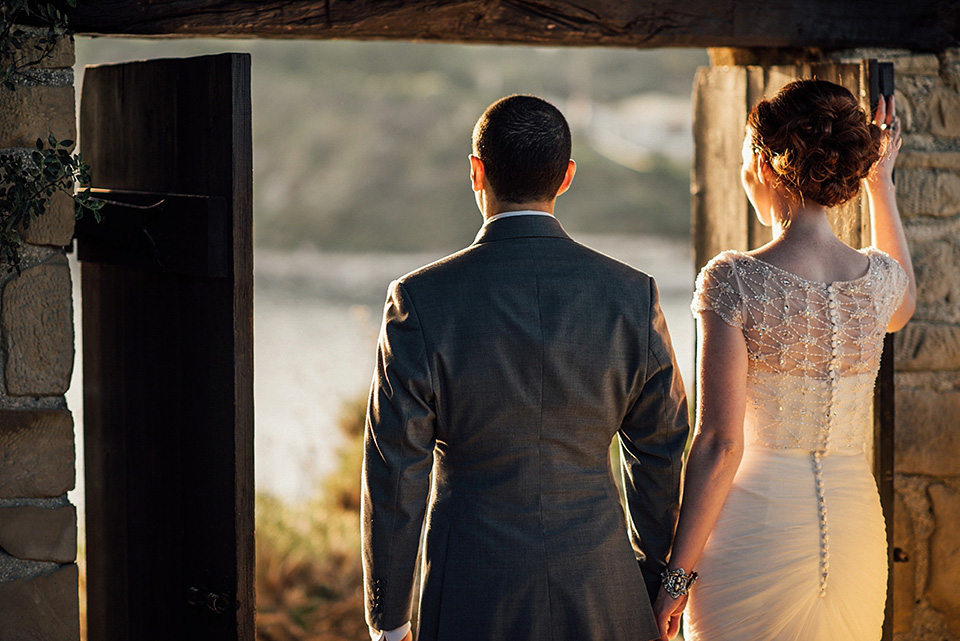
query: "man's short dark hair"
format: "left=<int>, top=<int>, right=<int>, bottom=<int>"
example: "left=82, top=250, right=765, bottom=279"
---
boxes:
left=472, top=95, right=572, bottom=204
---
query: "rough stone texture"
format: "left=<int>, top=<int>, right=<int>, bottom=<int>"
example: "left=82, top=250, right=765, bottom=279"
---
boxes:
left=895, top=322, right=960, bottom=371
left=0, top=506, right=76, bottom=564
left=927, top=484, right=960, bottom=637
left=0, top=409, right=74, bottom=499
left=898, top=150, right=960, bottom=170
left=0, top=84, right=75, bottom=149
left=892, top=490, right=916, bottom=635
left=901, top=224, right=960, bottom=325
left=0, top=550, right=58, bottom=584
left=943, top=49, right=960, bottom=93
left=897, top=73, right=936, bottom=132
left=896, top=169, right=960, bottom=217
left=20, top=191, right=76, bottom=248
left=895, top=386, right=960, bottom=476
left=893, top=476, right=953, bottom=641
left=0, top=563, right=78, bottom=641
left=1, top=257, right=74, bottom=396
left=892, top=53, right=942, bottom=76
left=0, top=31, right=75, bottom=71
left=894, top=87, right=917, bottom=135
left=922, top=86, right=960, bottom=139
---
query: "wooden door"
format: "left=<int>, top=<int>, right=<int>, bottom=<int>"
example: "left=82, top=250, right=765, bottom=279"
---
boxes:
left=692, top=59, right=895, bottom=640
left=75, top=53, right=253, bottom=641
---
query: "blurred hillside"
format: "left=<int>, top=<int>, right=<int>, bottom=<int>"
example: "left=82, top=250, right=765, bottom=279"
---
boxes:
left=75, top=39, right=706, bottom=251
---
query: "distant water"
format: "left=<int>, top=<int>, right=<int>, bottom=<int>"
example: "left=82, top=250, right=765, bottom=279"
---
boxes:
left=67, top=234, right=694, bottom=508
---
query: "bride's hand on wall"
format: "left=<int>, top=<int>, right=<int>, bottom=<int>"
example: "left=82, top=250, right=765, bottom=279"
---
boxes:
left=869, top=94, right=901, bottom=185
left=864, top=92, right=916, bottom=331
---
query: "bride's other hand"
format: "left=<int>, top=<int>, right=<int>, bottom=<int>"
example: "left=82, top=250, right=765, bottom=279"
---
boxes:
left=863, top=91, right=916, bottom=331
left=653, top=587, right=687, bottom=640
left=868, top=94, right=901, bottom=184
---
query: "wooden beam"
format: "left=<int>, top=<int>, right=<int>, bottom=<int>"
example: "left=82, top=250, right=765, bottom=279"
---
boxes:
left=67, top=0, right=959, bottom=50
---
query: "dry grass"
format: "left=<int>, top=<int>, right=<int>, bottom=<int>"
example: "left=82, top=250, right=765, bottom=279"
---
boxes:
left=255, top=397, right=368, bottom=641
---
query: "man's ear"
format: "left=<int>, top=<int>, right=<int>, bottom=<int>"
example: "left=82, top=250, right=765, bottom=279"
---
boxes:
left=556, top=159, right=577, bottom=196
left=469, top=154, right=485, bottom=192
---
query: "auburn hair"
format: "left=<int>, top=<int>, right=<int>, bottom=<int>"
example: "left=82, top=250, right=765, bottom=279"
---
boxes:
left=747, top=79, right=884, bottom=207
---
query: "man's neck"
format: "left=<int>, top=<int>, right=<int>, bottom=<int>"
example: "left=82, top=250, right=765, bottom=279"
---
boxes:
left=484, top=209, right=556, bottom=226
left=482, top=202, right=555, bottom=222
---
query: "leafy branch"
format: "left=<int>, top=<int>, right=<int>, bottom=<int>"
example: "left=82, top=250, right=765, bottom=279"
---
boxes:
left=0, top=1, right=100, bottom=274
left=0, top=135, right=102, bottom=273
left=0, top=0, right=75, bottom=91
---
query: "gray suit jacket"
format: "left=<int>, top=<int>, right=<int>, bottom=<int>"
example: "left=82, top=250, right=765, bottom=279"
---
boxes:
left=361, top=214, right=689, bottom=641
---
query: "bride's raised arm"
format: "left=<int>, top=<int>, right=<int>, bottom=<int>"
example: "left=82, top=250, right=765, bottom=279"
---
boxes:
left=864, top=94, right=916, bottom=332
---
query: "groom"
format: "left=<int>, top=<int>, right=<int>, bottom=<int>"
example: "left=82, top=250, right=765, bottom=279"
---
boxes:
left=361, top=95, right=689, bottom=641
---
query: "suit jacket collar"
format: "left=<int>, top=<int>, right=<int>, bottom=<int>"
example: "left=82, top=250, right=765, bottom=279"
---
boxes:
left=473, top=213, right=572, bottom=245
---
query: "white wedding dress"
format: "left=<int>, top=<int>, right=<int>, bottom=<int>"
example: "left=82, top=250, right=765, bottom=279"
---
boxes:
left=684, top=247, right=908, bottom=641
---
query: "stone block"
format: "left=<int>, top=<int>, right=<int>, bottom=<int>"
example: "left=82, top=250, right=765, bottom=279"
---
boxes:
left=923, top=86, right=960, bottom=138
left=904, top=234, right=960, bottom=321
left=927, top=484, right=960, bottom=637
left=2, top=258, right=74, bottom=396
left=0, top=506, right=76, bottom=563
left=896, top=74, right=935, bottom=123
left=897, top=169, right=960, bottom=218
left=0, top=409, right=74, bottom=499
left=0, top=563, right=78, bottom=641
left=0, top=85, right=75, bottom=149
left=897, top=151, right=960, bottom=171
left=895, top=387, right=960, bottom=476
left=20, top=191, right=75, bottom=248
left=0, top=31, right=74, bottom=71
left=941, top=48, right=960, bottom=92
left=893, top=88, right=915, bottom=133
left=892, top=54, right=941, bottom=76
left=895, top=322, right=960, bottom=371
left=892, top=490, right=916, bottom=635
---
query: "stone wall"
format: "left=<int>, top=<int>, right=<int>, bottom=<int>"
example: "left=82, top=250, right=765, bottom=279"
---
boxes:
left=887, top=48, right=960, bottom=641
left=0, top=27, right=80, bottom=641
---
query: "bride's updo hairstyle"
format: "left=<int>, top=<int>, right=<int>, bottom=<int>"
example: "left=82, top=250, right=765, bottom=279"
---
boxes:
left=747, top=79, right=884, bottom=207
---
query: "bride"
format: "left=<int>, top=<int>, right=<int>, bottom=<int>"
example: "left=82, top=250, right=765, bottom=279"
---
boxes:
left=653, top=79, right=916, bottom=641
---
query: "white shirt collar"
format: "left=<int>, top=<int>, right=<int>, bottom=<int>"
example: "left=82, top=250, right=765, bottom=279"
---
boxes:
left=483, top=210, right=554, bottom=226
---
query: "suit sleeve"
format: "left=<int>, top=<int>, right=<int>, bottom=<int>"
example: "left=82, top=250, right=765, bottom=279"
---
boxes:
left=361, top=280, right=437, bottom=632
left=618, top=277, right=690, bottom=602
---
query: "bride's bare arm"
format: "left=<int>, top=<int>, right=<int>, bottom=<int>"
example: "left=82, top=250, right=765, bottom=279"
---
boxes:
left=864, top=94, right=916, bottom=332
left=652, top=310, right=747, bottom=640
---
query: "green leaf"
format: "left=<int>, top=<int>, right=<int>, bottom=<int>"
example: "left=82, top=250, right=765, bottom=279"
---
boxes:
left=60, top=139, right=73, bottom=148
left=36, top=137, right=44, bottom=150
left=47, top=132, right=57, bottom=147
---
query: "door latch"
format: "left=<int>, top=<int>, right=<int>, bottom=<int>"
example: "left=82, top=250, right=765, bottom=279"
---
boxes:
left=187, top=586, right=232, bottom=614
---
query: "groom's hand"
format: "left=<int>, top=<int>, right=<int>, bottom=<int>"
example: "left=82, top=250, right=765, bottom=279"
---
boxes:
left=652, top=587, right=687, bottom=641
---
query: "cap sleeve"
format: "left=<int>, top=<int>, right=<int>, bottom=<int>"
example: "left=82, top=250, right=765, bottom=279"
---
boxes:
left=691, top=251, right=744, bottom=329
left=866, top=248, right=909, bottom=325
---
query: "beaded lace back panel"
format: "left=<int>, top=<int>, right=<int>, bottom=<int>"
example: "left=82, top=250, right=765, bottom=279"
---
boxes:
left=692, top=248, right=908, bottom=454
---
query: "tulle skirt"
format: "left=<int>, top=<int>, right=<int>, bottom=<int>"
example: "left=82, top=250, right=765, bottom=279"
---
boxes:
left=683, top=446, right=887, bottom=641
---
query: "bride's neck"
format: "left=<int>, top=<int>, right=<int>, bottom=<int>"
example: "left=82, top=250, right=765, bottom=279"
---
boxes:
left=772, top=203, right=837, bottom=246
